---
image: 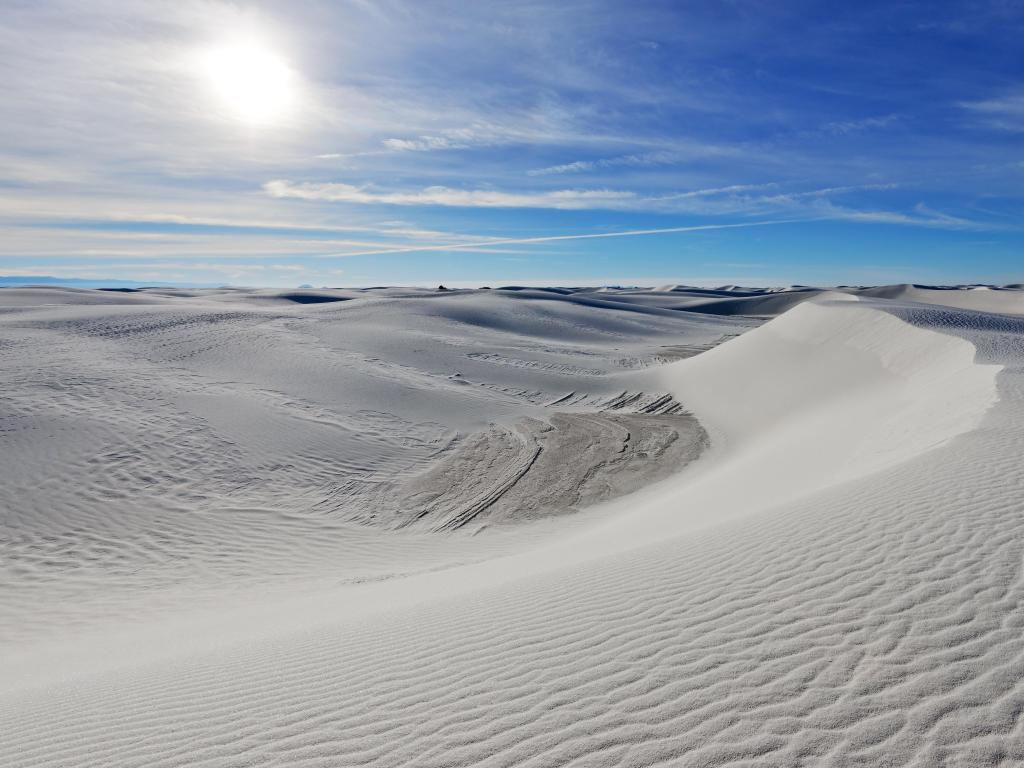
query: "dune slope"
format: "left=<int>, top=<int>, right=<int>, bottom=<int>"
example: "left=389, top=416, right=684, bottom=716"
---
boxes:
left=2, top=290, right=1023, bottom=766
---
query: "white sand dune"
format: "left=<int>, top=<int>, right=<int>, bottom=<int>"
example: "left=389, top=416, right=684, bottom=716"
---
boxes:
left=2, top=285, right=1024, bottom=766
left=855, top=283, right=1024, bottom=315
left=589, top=283, right=1024, bottom=317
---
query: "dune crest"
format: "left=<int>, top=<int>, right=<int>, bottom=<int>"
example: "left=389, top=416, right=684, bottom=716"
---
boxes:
left=511, top=299, right=1001, bottom=560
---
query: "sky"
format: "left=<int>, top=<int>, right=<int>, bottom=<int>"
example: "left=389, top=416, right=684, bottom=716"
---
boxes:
left=1, top=0, right=1022, bottom=288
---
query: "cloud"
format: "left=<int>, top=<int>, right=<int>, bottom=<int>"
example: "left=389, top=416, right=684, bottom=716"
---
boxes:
left=823, top=114, right=900, bottom=134
left=264, top=180, right=639, bottom=209
left=527, top=151, right=680, bottom=176
left=306, top=198, right=990, bottom=259
left=960, top=91, right=1024, bottom=132
left=755, top=183, right=899, bottom=206
left=527, top=159, right=597, bottom=176
left=654, top=183, right=780, bottom=200
left=0, top=186, right=517, bottom=246
left=263, top=179, right=791, bottom=213
left=316, top=220, right=803, bottom=258
left=810, top=200, right=980, bottom=229
left=263, top=179, right=912, bottom=219
left=0, top=261, right=322, bottom=280
left=381, top=135, right=467, bottom=152
left=0, top=212, right=527, bottom=260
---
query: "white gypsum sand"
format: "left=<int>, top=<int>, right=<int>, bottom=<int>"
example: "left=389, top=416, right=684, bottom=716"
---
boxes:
left=1, top=284, right=1023, bottom=766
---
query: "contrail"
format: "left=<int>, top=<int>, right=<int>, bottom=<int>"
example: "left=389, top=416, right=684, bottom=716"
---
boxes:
left=317, top=218, right=802, bottom=258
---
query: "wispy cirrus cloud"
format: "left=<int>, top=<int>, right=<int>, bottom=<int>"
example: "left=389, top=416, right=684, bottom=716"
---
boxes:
left=264, top=180, right=639, bottom=210
left=808, top=201, right=980, bottom=229
left=756, top=183, right=899, bottom=205
left=265, top=179, right=966, bottom=227
left=318, top=130, right=481, bottom=160
left=262, top=179, right=792, bottom=213
left=315, top=205, right=989, bottom=260
left=960, top=91, right=1024, bottom=132
left=823, top=114, right=900, bottom=135
left=382, top=136, right=463, bottom=152
left=262, top=178, right=996, bottom=239
left=653, top=183, right=780, bottom=201
left=315, top=219, right=804, bottom=258
left=527, top=150, right=681, bottom=176
left=0, top=261, right=344, bottom=282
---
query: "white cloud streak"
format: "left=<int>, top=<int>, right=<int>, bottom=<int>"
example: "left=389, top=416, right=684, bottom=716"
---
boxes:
left=959, top=91, right=1024, bottom=132
left=263, top=180, right=792, bottom=213
left=653, top=183, right=780, bottom=200
left=265, top=179, right=958, bottom=226
left=264, top=180, right=639, bottom=209
left=809, top=201, right=979, bottom=229
left=823, top=114, right=900, bottom=134
left=316, top=219, right=804, bottom=258
left=381, top=135, right=468, bottom=152
left=527, top=150, right=681, bottom=176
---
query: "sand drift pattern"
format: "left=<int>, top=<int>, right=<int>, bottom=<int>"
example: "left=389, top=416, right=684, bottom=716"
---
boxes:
left=1, top=284, right=1023, bottom=766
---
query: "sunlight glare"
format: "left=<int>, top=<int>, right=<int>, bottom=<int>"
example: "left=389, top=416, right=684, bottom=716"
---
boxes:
left=200, top=40, right=295, bottom=125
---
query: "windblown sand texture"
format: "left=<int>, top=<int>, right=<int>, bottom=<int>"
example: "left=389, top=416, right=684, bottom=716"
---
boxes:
left=2, top=283, right=1023, bottom=766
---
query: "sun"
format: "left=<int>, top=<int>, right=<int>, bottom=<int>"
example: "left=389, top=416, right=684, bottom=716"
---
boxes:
left=200, top=40, right=295, bottom=125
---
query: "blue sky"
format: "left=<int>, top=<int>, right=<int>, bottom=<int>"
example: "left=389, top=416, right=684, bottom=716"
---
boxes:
left=1, top=0, right=1022, bottom=287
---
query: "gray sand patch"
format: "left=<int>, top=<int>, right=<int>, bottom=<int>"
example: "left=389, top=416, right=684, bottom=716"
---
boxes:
left=395, top=409, right=707, bottom=531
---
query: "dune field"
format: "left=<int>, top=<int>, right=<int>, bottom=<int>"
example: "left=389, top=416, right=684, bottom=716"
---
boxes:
left=2, top=283, right=1024, bottom=766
